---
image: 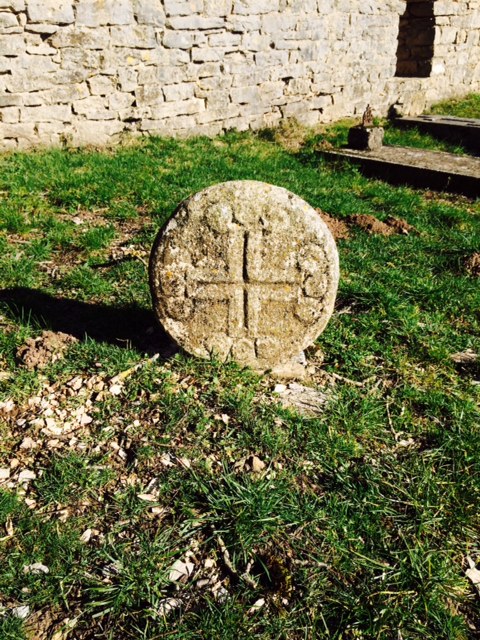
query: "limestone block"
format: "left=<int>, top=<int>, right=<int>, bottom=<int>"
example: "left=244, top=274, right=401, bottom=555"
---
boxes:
left=0, top=12, right=18, bottom=29
left=54, top=68, right=91, bottom=85
left=0, top=55, right=13, bottom=71
left=25, top=23, right=59, bottom=34
left=241, top=32, right=269, bottom=51
left=258, top=80, right=285, bottom=105
left=66, top=119, right=125, bottom=145
left=110, top=25, right=157, bottom=48
left=76, top=0, right=134, bottom=27
left=224, top=114, right=250, bottom=130
left=22, top=91, right=44, bottom=105
left=134, top=0, right=165, bottom=26
left=227, top=14, right=262, bottom=32
left=255, top=50, right=289, bottom=67
left=36, top=83, right=90, bottom=104
left=0, top=122, right=37, bottom=144
left=261, top=12, right=298, bottom=31
left=233, top=0, right=279, bottom=15
left=73, top=96, right=115, bottom=120
left=195, top=103, right=240, bottom=123
left=269, top=62, right=306, bottom=81
left=0, top=106, right=19, bottom=122
left=26, top=0, right=74, bottom=24
left=88, top=75, right=116, bottom=96
left=348, top=125, right=384, bottom=151
left=135, top=84, right=164, bottom=106
left=0, top=92, right=22, bottom=106
left=196, top=88, right=230, bottom=108
left=162, top=48, right=190, bottom=65
left=285, top=77, right=311, bottom=95
left=118, top=105, right=150, bottom=121
left=163, top=29, right=194, bottom=49
left=0, top=0, right=25, bottom=10
left=118, top=67, right=139, bottom=92
left=0, top=33, right=24, bottom=55
left=50, top=26, right=110, bottom=49
left=187, top=61, right=222, bottom=78
left=437, top=26, right=458, bottom=45
left=0, top=138, right=18, bottom=150
left=149, top=97, right=205, bottom=119
left=191, top=47, right=220, bottom=62
left=196, top=74, right=232, bottom=92
left=164, top=0, right=203, bottom=16
left=238, top=100, right=265, bottom=116
left=108, top=92, right=134, bottom=111
left=35, top=121, right=68, bottom=145
left=166, top=15, right=225, bottom=30
left=60, top=51, right=101, bottom=77
left=163, top=82, right=195, bottom=101
left=5, top=71, right=53, bottom=93
left=280, top=101, right=306, bottom=118
left=204, top=0, right=232, bottom=17
left=26, top=42, right=57, bottom=55
left=269, top=38, right=300, bottom=51
left=208, top=32, right=241, bottom=49
left=138, top=64, right=184, bottom=85
left=21, top=104, right=72, bottom=122
left=140, top=113, right=197, bottom=132
left=230, top=84, right=260, bottom=104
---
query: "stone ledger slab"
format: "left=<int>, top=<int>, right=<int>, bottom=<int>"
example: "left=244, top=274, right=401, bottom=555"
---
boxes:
left=149, top=181, right=339, bottom=372
left=396, top=115, right=480, bottom=152
left=322, top=146, right=480, bottom=198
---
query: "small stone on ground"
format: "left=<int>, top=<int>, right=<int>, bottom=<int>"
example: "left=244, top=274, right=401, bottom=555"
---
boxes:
left=465, top=253, right=480, bottom=277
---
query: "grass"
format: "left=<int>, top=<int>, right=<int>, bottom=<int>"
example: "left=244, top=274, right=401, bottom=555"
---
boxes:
left=0, top=96, right=479, bottom=639
left=428, top=94, right=480, bottom=119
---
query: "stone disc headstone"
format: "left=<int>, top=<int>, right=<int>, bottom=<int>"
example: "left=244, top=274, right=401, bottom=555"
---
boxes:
left=149, top=180, right=339, bottom=372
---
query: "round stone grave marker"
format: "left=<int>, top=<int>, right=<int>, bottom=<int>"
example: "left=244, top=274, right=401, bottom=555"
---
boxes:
left=149, top=180, right=339, bottom=372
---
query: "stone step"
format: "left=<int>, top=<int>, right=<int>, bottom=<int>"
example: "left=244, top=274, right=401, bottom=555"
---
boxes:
left=395, top=115, right=480, bottom=153
left=321, top=146, right=480, bottom=198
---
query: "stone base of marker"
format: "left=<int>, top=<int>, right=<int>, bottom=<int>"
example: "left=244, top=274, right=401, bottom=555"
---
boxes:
left=149, top=180, right=339, bottom=374
left=348, top=125, right=384, bottom=151
left=270, top=352, right=312, bottom=379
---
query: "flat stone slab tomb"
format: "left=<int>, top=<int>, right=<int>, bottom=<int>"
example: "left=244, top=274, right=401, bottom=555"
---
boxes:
left=395, top=115, right=480, bottom=153
left=321, top=146, right=480, bottom=198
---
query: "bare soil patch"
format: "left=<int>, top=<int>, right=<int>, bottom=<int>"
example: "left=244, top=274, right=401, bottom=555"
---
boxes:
left=17, top=330, right=78, bottom=370
left=348, top=214, right=416, bottom=236
left=348, top=214, right=395, bottom=236
left=465, top=252, right=480, bottom=276
left=316, top=210, right=350, bottom=240
left=385, top=215, right=416, bottom=235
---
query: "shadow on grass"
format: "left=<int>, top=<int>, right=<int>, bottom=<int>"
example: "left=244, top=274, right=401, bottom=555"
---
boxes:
left=0, top=287, right=177, bottom=357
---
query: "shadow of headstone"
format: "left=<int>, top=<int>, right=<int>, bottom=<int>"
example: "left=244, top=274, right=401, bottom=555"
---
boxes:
left=0, top=287, right=177, bottom=358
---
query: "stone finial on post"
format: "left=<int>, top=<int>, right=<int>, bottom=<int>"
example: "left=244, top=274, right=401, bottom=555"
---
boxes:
left=348, top=105, right=384, bottom=151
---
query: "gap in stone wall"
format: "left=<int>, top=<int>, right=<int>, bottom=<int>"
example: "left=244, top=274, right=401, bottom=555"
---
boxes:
left=395, top=0, right=435, bottom=78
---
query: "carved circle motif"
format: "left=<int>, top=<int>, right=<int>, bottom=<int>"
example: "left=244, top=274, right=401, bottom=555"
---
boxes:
left=149, top=180, right=339, bottom=371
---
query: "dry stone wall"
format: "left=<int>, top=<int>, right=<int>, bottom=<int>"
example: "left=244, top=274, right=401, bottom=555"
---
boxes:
left=1, top=0, right=479, bottom=150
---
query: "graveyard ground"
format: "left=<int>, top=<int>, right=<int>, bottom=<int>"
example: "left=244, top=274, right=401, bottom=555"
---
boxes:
left=0, top=95, right=479, bottom=640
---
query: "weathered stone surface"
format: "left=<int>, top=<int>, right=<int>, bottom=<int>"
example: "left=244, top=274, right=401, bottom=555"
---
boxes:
left=348, top=125, right=385, bottom=151
left=149, top=181, right=339, bottom=372
left=133, top=0, right=165, bottom=26
left=76, top=0, right=134, bottom=27
left=26, top=0, right=74, bottom=25
left=321, top=146, right=480, bottom=198
left=0, top=1, right=479, bottom=151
